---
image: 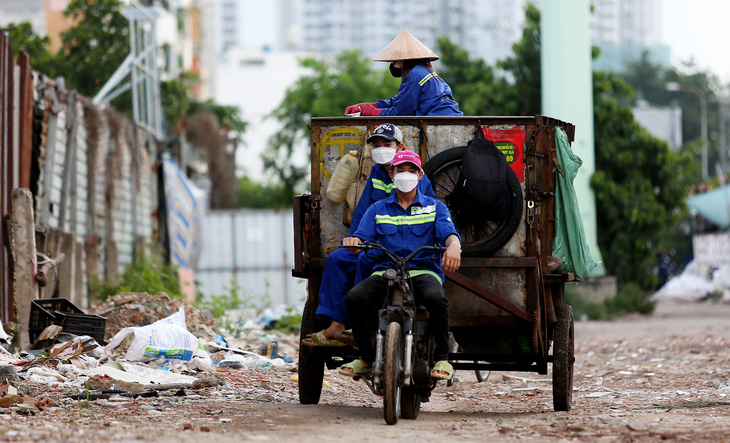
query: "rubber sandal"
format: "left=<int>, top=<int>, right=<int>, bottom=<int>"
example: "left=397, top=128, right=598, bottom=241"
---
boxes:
left=430, top=360, right=454, bottom=380
left=301, top=330, right=346, bottom=347
left=338, top=360, right=372, bottom=377
left=333, top=331, right=358, bottom=347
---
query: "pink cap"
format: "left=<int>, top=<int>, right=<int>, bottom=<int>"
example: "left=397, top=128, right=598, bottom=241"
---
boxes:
left=390, top=150, right=422, bottom=169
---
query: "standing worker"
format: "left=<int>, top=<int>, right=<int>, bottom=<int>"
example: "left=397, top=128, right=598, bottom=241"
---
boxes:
left=345, top=31, right=463, bottom=117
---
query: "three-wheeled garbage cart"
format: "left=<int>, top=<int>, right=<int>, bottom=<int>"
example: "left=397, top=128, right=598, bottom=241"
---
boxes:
left=294, top=115, right=577, bottom=412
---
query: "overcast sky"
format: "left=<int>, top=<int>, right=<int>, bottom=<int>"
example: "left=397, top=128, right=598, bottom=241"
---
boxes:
left=661, top=0, right=730, bottom=83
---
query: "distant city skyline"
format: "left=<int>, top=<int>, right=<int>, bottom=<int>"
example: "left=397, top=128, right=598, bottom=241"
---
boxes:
left=214, top=0, right=729, bottom=82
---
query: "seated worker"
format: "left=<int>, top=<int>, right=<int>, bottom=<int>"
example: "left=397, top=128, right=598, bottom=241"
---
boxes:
left=303, top=124, right=435, bottom=346
left=338, top=150, right=461, bottom=380
left=345, top=31, right=463, bottom=117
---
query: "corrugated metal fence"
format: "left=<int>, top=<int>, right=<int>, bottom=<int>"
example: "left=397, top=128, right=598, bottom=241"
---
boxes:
left=0, top=32, right=158, bottom=321
left=196, top=210, right=306, bottom=309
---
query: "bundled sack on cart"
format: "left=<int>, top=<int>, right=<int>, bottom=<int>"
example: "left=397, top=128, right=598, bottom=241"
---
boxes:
left=445, top=137, right=512, bottom=223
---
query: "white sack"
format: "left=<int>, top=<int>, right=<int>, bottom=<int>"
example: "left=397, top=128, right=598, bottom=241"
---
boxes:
left=101, top=306, right=211, bottom=365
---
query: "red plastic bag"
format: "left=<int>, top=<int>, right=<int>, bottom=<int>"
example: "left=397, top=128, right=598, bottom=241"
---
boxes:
left=482, top=127, right=527, bottom=182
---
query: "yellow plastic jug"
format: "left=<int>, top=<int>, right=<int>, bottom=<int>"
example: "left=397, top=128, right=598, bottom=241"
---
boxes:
left=326, top=150, right=359, bottom=203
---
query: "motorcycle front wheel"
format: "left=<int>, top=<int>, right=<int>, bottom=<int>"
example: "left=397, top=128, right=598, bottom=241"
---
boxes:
left=383, top=321, right=403, bottom=425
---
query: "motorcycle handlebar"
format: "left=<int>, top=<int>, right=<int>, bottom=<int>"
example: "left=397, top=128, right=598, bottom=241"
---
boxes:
left=344, top=241, right=448, bottom=263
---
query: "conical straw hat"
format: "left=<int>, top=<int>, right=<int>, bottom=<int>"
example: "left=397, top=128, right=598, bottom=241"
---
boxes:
left=373, top=31, right=439, bottom=62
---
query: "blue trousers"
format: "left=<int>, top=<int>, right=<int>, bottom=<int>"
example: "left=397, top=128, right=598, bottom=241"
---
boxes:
left=316, top=248, right=375, bottom=324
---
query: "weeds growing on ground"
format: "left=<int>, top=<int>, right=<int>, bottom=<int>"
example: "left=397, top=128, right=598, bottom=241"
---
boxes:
left=89, top=247, right=181, bottom=301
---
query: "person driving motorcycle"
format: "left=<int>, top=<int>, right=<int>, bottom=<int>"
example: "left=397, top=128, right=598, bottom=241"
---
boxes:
left=338, top=150, right=461, bottom=380
left=303, top=124, right=434, bottom=347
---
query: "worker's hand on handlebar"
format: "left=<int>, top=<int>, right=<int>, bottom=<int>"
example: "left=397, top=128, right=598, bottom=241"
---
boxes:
left=441, top=242, right=461, bottom=274
left=342, top=236, right=363, bottom=253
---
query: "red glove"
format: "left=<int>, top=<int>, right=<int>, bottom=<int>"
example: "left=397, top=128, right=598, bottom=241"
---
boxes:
left=360, top=103, right=382, bottom=116
left=344, top=102, right=377, bottom=115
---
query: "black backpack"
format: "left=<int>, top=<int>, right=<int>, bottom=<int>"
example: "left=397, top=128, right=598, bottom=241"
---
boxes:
left=446, top=138, right=510, bottom=222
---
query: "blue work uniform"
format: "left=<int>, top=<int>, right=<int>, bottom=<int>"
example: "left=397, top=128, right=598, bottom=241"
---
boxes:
left=352, top=190, right=460, bottom=284
left=315, top=164, right=434, bottom=324
left=377, top=64, right=463, bottom=117
left=346, top=189, right=460, bottom=363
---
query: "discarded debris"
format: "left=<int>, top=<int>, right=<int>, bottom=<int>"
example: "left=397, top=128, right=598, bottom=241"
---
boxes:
left=90, top=292, right=221, bottom=342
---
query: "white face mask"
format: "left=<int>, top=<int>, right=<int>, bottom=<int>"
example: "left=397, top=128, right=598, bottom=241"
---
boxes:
left=393, top=171, right=420, bottom=193
left=372, top=147, right=397, bottom=165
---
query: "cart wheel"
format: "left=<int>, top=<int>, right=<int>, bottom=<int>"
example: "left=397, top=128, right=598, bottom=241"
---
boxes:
left=552, top=304, right=574, bottom=411
left=298, top=303, right=325, bottom=405
left=400, top=387, right=421, bottom=420
left=423, top=146, right=523, bottom=257
left=449, top=333, right=490, bottom=384
left=476, top=369, right=490, bottom=383
left=383, top=321, right=403, bottom=425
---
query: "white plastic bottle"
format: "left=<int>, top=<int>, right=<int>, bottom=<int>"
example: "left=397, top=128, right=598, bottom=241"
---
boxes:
left=326, top=150, right=359, bottom=203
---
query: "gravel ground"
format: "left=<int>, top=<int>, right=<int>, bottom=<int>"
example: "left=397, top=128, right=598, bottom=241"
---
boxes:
left=1, top=300, right=729, bottom=442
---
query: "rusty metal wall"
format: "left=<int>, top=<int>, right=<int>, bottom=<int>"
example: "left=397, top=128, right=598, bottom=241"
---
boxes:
left=0, top=30, right=160, bottom=321
left=196, top=210, right=306, bottom=309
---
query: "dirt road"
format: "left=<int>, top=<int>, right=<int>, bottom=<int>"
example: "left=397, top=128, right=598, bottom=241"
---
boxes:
left=4, top=301, right=730, bottom=441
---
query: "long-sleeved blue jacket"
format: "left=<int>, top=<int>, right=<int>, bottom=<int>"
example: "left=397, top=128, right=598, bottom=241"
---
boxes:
left=377, top=64, right=463, bottom=116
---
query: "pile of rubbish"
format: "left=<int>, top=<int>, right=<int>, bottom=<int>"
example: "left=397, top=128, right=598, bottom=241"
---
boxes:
left=653, top=261, right=730, bottom=302
left=89, top=292, right=220, bottom=342
left=0, top=292, right=299, bottom=415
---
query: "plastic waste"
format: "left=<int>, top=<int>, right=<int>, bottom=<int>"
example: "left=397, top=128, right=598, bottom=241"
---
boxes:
left=101, top=306, right=212, bottom=366
left=326, top=150, right=359, bottom=203
left=218, top=350, right=272, bottom=370
left=214, top=334, right=229, bottom=348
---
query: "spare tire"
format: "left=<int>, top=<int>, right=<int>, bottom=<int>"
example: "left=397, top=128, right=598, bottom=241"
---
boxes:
left=423, top=146, right=523, bottom=257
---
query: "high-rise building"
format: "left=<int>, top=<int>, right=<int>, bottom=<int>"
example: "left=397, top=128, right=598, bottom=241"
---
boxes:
left=221, top=0, right=238, bottom=51
left=591, top=0, right=662, bottom=46
left=0, top=0, right=46, bottom=36
left=301, top=0, right=471, bottom=60
left=297, top=0, right=545, bottom=65
left=590, top=0, right=669, bottom=72
left=295, top=0, right=667, bottom=72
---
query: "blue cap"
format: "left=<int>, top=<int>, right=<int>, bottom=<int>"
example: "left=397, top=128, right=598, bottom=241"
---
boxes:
left=367, top=123, right=403, bottom=144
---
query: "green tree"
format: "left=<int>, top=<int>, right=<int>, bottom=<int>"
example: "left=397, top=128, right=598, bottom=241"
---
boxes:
left=591, top=72, right=694, bottom=286
left=620, top=54, right=725, bottom=184
left=496, top=3, right=543, bottom=115
left=435, top=4, right=542, bottom=116
left=59, top=0, right=130, bottom=98
left=435, top=37, right=510, bottom=115
left=620, top=51, right=670, bottom=105
left=3, top=22, right=59, bottom=76
left=266, top=50, right=400, bottom=194
left=237, top=177, right=292, bottom=209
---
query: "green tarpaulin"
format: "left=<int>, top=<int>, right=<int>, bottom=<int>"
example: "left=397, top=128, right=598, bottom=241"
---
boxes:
left=552, top=127, right=597, bottom=278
